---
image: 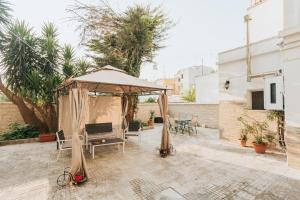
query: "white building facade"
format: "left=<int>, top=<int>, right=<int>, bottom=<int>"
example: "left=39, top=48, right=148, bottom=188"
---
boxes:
left=219, top=0, right=300, bottom=169
left=195, top=73, right=219, bottom=104
left=175, top=65, right=214, bottom=96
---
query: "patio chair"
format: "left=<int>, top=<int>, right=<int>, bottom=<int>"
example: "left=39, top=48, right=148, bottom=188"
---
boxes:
left=56, top=130, right=84, bottom=160
left=187, top=115, right=199, bottom=135
left=124, top=121, right=142, bottom=143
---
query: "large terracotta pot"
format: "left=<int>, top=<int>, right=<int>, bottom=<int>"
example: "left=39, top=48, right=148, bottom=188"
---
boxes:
left=39, top=133, right=56, bottom=142
left=253, top=142, right=267, bottom=154
left=240, top=140, right=247, bottom=147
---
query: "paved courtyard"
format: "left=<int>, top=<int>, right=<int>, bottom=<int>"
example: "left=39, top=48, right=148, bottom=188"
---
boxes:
left=1, top=126, right=300, bottom=200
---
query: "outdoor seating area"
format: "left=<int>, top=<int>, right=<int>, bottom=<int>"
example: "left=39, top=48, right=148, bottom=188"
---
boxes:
left=169, top=114, right=199, bottom=135
left=56, top=65, right=171, bottom=179
left=1, top=126, right=300, bottom=199
left=84, top=123, right=125, bottom=159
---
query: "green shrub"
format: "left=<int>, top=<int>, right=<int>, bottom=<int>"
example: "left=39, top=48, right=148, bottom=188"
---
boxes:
left=182, top=87, right=196, bottom=102
left=1, top=122, right=39, bottom=140
left=145, top=97, right=156, bottom=103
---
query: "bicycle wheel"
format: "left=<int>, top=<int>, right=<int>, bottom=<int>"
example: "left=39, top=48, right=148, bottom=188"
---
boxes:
left=57, top=173, right=71, bottom=187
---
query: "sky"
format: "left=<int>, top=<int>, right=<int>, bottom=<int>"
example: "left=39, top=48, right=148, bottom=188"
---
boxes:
left=9, top=0, right=249, bottom=80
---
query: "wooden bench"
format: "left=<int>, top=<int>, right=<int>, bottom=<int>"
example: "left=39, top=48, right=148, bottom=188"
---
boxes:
left=85, top=123, right=124, bottom=158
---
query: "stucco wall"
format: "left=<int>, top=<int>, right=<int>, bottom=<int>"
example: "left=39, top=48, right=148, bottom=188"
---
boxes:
left=0, top=102, right=24, bottom=133
left=195, top=73, right=219, bottom=104
left=248, top=0, right=283, bottom=43
left=281, top=3, right=300, bottom=169
left=219, top=37, right=282, bottom=105
left=136, top=103, right=219, bottom=129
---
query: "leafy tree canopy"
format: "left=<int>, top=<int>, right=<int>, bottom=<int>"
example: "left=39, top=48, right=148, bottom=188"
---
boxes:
left=70, top=1, right=172, bottom=77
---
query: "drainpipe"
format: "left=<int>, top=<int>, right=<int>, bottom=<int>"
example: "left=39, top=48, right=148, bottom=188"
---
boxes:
left=249, top=69, right=282, bottom=79
left=244, top=15, right=252, bottom=82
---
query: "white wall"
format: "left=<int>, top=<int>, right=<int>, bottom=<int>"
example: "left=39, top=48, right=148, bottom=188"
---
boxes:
left=176, top=66, right=214, bottom=95
left=218, top=37, right=282, bottom=105
left=283, top=0, right=300, bottom=30
left=247, top=0, right=283, bottom=43
left=195, top=73, right=219, bottom=104
left=281, top=0, right=300, bottom=127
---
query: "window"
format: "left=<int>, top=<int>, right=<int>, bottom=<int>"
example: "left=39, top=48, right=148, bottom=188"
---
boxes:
left=270, top=83, right=276, bottom=104
left=252, top=91, right=264, bottom=110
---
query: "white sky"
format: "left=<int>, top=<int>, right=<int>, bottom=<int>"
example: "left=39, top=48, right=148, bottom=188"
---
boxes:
left=9, top=0, right=249, bottom=80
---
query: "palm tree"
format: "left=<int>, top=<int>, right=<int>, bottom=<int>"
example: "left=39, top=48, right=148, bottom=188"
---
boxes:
left=0, top=17, right=93, bottom=132
left=0, top=0, right=11, bottom=27
left=62, top=44, right=76, bottom=78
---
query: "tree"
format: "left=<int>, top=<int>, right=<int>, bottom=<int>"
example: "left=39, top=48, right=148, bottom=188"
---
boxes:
left=62, top=44, right=76, bottom=78
left=182, top=87, right=196, bottom=102
left=144, top=97, right=156, bottom=103
left=0, top=19, right=92, bottom=132
left=0, top=0, right=11, bottom=28
left=69, top=1, right=171, bottom=120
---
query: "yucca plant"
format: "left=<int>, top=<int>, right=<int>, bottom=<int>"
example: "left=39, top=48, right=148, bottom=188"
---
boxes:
left=0, top=18, right=90, bottom=132
left=0, top=0, right=11, bottom=30
left=62, top=44, right=76, bottom=78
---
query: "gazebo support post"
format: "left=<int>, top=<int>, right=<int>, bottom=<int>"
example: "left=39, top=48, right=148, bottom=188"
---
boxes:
left=158, top=91, right=171, bottom=158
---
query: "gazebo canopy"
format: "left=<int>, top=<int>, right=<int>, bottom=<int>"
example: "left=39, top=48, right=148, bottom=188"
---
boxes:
left=56, top=65, right=171, bottom=180
left=57, top=65, right=167, bottom=94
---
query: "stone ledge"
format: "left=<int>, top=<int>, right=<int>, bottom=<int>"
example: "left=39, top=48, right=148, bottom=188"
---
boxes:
left=0, top=138, right=39, bottom=146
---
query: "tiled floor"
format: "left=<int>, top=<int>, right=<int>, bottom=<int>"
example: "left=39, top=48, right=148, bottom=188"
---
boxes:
left=0, top=126, right=300, bottom=200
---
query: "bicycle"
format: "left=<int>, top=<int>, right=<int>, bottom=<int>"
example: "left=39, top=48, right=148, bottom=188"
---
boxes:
left=57, top=167, right=87, bottom=187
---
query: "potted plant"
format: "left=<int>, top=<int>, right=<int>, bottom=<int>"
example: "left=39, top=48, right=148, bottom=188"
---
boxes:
left=239, top=132, right=248, bottom=147
left=252, top=134, right=267, bottom=154
left=148, top=110, right=155, bottom=127
left=238, top=114, right=269, bottom=154
left=238, top=116, right=252, bottom=147
left=39, top=133, right=56, bottom=142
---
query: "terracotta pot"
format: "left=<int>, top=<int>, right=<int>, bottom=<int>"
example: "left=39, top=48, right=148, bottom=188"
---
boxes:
left=148, top=120, right=154, bottom=127
left=253, top=142, right=267, bottom=154
left=39, top=133, right=56, bottom=142
left=240, top=140, right=247, bottom=147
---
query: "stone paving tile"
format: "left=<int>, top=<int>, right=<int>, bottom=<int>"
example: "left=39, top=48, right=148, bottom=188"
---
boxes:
left=1, top=127, right=300, bottom=200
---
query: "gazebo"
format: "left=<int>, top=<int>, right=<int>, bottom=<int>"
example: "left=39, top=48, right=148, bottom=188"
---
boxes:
left=56, top=66, right=171, bottom=180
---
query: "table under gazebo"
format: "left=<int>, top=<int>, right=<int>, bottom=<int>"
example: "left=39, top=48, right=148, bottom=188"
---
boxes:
left=55, top=65, right=171, bottom=180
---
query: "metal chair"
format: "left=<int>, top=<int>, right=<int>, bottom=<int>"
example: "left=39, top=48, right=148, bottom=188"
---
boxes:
left=56, top=130, right=84, bottom=160
left=187, top=115, right=199, bottom=135
left=168, top=117, right=179, bottom=134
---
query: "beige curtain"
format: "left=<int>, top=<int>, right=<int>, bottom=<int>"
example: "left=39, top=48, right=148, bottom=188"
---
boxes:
left=158, top=93, right=170, bottom=152
left=121, top=95, right=129, bottom=134
left=69, top=88, right=89, bottom=178
left=58, top=94, right=73, bottom=136
left=58, top=95, right=63, bottom=131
